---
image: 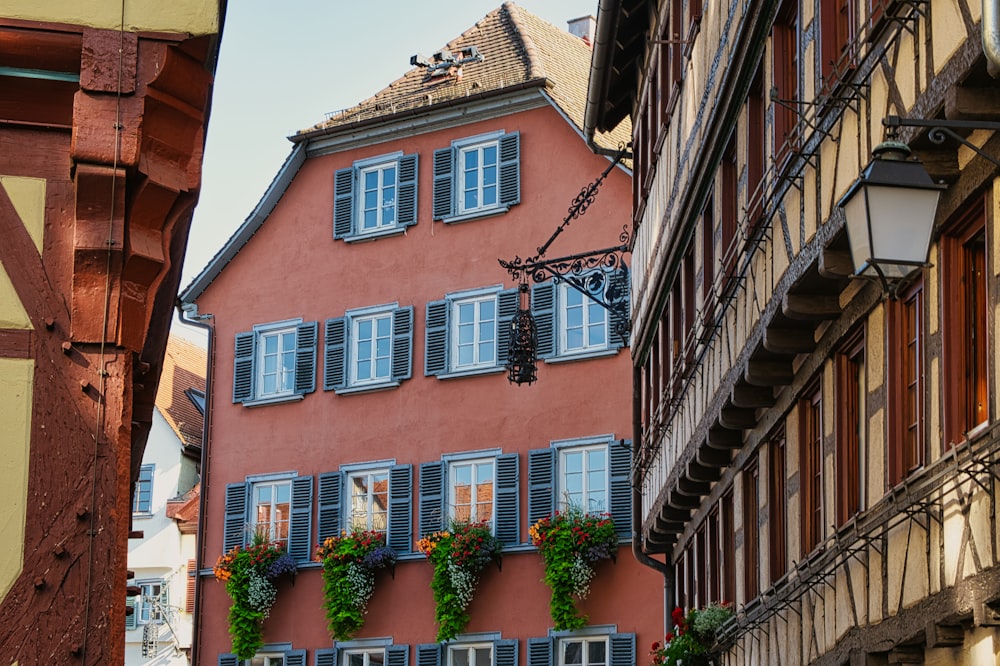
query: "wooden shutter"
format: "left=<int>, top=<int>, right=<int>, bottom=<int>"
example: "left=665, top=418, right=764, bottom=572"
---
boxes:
left=185, top=558, right=196, bottom=614
left=295, top=321, right=318, bottom=395
left=397, top=153, right=419, bottom=228
left=386, top=644, right=409, bottom=666
left=432, top=147, right=455, bottom=220
left=494, top=639, right=517, bottom=666
left=416, top=643, right=441, bottom=666
left=495, top=453, right=519, bottom=546
left=527, top=637, right=553, bottom=666
left=419, top=461, right=445, bottom=536
left=531, top=282, right=556, bottom=359
left=424, top=299, right=449, bottom=376
left=288, top=476, right=313, bottom=562
left=498, top=131, right=521, bottom=207
left=496, top=288, right=519, bottom=368
left=391, top=306, right=414, bottom=382
left=125, top=595, right=137, bottom=631
left=333, top=166, right=355, bottom=238
left=315, top=648, right=338, bottom=666
left=317, top=471, right=344, bottom=543
left=609, top=267, right=631, bottom=348
left=323, top=317, right=348, bottom=391
left=218, top=655, right=238, bottom=666
left=609, top=440, right=632, bottom=540
left=223, top=482, right=248, bottom=553
left=527, top=448, right=555, bottom=526
left=285, top=649, right=307, bottom=666
left=387, top=464, right=413, bottom=554
left=609, top=633, right=635, bottom=666
left=232, top=331, right=255, bottom=403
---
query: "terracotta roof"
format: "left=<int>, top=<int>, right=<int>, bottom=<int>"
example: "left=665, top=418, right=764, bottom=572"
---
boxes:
left=298, top=2, right=630, bottom=152
left=166, top=483, right=200, bottom=534
left=155, top=335, right=207, bottom=449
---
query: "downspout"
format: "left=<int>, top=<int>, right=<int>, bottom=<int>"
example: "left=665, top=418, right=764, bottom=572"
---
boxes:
left=632, top=364, right=671, bottom=633
left=177, top=301, right=215, bottom=666
left=984, top=0, right=1000, bottom=77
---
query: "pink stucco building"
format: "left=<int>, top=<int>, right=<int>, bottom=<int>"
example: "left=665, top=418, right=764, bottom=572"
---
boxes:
left=181, top=4, right=662, bottom=665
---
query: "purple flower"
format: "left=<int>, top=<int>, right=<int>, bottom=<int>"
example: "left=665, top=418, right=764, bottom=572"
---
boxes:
left=361, top=545, right=397, bottom=570
left=266, top=553, right=298, bottom=579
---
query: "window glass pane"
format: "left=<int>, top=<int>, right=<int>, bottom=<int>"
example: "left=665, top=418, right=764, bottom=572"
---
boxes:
left=384, top=166, right=396, bottom=186
left=376, top=317, right=391, bottom=337
left=475, top=648, right=490, bottom=665
left=264, top=335, right=278, bottom=354
left=483, top=145, right=497, bottom=165
left=281, top=332, right=295, bottom=351
left=480, top=300, right=495, bottom=320
left=563, top=642, right=583, bottom=666
left=588, top=640, right=607, bottom=665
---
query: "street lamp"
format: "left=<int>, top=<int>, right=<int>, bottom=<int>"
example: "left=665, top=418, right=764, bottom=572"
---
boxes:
left=837, top=138, right=945, bottom=297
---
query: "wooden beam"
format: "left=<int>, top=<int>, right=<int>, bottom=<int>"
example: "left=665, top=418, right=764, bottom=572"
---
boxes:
left=782, top=293, right=841, bottom=320
left=719, top=405, right=757, bottom=430
left=925, top=622, right=963, bottom=648
left=688, top=458, right=723, bottom=482
left=696, top=443, right=730, bottom=468
left=659, top=504, right=690, bottom=522
left=732, top=383, right=775, bottom=408
left=945, top=85, right=1000, bottom=121
left=707, top=426, right=742, bottom=450
left=886, top=646, right=924, bottom=664
left=820, top=248, right=854, bottom=278
left=746, top=359, right=794, bottom=386
left=667, top=491, right=700, bottom=510
left=677, top=474, right=710, bottom=497
left=916, top=148, right=960, bottom=183
left=764, top=327, right=817, bottom=354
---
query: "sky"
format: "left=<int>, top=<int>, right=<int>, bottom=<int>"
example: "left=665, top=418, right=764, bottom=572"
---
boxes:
left=180, top=0, right=600, bottom=292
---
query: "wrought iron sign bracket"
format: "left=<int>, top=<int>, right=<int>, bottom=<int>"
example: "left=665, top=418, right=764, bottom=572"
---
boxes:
left=884, top=115, right=1000, bottom=169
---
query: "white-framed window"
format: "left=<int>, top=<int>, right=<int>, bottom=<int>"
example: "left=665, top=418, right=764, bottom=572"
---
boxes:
left=324, top=305, right=414, bottom=393
left=432, top=131, right=520, bottom=223
left=558, top=444, right=608, bottom=514
left=136, top=580, right=166, bottom=625
left=248, top=655, right=285, bottom=666
left=424, top=286, right=518, bottom=378
left=559, top=636, right=608, bottom=666
left=348, top=468, right=389, bottom=532
left=132, top=463, right=154, bottom=514
left=342, top=648, right=386, bottom=666
left=233, top=319, right=318, bottom=406
left=252, top=480, right=291, bottom=542
left=448, top=643, right=493, bottom=666
left=334, top=152, right=418, bottom=241
left=450, top=457, right=495, bottom=525
left=559, top=283, right=608, bottom=354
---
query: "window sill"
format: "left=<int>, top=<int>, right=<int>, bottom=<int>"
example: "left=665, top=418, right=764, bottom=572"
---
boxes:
left=435, top=366, right=505, bottom=380
left=242, top=393, right=305, bottom=408
left=544, top=348, right=620, bottom=364
left=342, top=226, right=407, bottom=243
left=439, top=206, right=510, bottom=225
left=333, top=380, right=401, bottom=395
left=132, top=513, right=154, bottom=520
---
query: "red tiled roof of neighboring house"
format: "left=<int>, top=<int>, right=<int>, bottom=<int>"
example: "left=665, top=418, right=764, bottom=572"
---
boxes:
left=166, top=483, right=200, bottom=534
left=155, top=335, right=206, bottom=449
left=297, top=2, right=631, bottom=152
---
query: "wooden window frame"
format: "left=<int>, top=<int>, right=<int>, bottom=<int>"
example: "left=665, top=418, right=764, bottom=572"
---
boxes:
left=743, top=457, right=760, bottom=602
left=772, top=0, right=799, bottom=166
left=799, top=381, right=823, bottom=555
left=747, top=66, right=765, bottom=227
left=820, top=0, right=857, bottom=95
left=888, top=280, right=925, bottom=486
left=722, top=489, right=736, bottom=604
left=707, top=506, right=720, bottom=603
left=768, top=430, right=786, bottom=585
left=836, top=329, right=865, bottom=526
left=702, top=192, right=716, bottom=308
left=720, top=136, right=738, bottom=281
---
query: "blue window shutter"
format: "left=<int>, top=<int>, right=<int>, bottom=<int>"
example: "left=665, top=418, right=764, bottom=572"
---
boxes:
left=218, top=655, right=238, bottom=666
left=388, top=464, right=413, bottom=554
left=531, top=282, right=556, bottom=359
left=295, top=321, right=318, bottom=395
left=609, top=440, right=632, bottom=540
left=432, top=147, right=454, bottom=220
left=496, top=288, right=519, bottom=368
left=288, top=476, right=314, bottom=561
left=324, top=317, right=348, bottom=391
left=125, top=595, right=137, bottom=630
left=392, top=306, right=414, bottom=382
left=608, top=267, right=631, bottom=348
left=333, top=166, right=355, bottom=239
left=418, top=461, right=445, bottom=536
left=498, top=132, right=521, bottom=207
left=609, top=633, right=635, bottom=666
left=286, top=649, right=307, bottom=666
left=398, top=154, right=419, bottom=228
left=386, top=645, right=409, bottom=666
left=527, top=637, right=552, bottom=666
left=494, top=639, right=518, bottom=666
left=424, top=299, right=449, bottom=376
left=527, top=448, right=555, bottom=526
left=495, top=453, right=519, bottom=546
left=233, top=331, right=255, bottom=403
left=416, top=643, right=441, bottom=666
left=317, top=471, right=344, bottom=544
left=223, top=482, right=248, bottom=553
left=315, top=648, right=338, bottom=666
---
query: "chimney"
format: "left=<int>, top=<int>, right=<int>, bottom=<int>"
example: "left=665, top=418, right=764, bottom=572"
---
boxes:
left=567, top=14, right=596, bottom=45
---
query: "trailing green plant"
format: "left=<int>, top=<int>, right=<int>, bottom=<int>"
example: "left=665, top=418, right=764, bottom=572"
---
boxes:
left=529, top=506, right=617, bottom=630
left=314, top=529, right=396, bottom=641
left=213, top=532, right=297, bottom=660
left=417, top=520, right=503, bottom=641
left=649, top=603, right=734, bottom=666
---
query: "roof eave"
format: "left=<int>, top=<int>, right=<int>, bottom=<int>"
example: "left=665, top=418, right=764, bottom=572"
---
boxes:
left=584, top=0, right=625, bottom=148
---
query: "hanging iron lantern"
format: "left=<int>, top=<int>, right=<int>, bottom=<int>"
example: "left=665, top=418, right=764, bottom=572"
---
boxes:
left=506, top=283, right=537, bottom=385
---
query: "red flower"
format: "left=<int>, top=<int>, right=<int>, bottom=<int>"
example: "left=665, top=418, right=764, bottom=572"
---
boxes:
left=651, top=642, right=660, bottom=650
left=664, top=631, right=674, bottom=642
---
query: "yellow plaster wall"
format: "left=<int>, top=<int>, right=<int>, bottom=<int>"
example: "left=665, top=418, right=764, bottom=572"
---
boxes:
left=2, top=0, right=218, bottom=36
left=0, top=176, right=44, bottom=330
left=0, top=358, right=32, bottom=602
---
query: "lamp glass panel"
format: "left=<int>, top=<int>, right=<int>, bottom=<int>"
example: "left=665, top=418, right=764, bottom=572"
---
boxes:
left=865, top=184, right=939, bottom=266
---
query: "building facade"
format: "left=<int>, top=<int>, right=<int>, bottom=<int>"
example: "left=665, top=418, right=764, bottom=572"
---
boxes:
left=126, top=334, right=205, bottom=665
left=181, top=4, right=662, bottom=666
left=0, top=2, right=221, bottom=663
left=587, top=0, right=1000, bottom=663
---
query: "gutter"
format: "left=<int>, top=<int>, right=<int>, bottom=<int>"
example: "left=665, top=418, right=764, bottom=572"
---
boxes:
left=984, top=0, right=1000, bottom=77
left=583, top=0, right=626, bottom=156
left=176, top=302, right=215, bottom=666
